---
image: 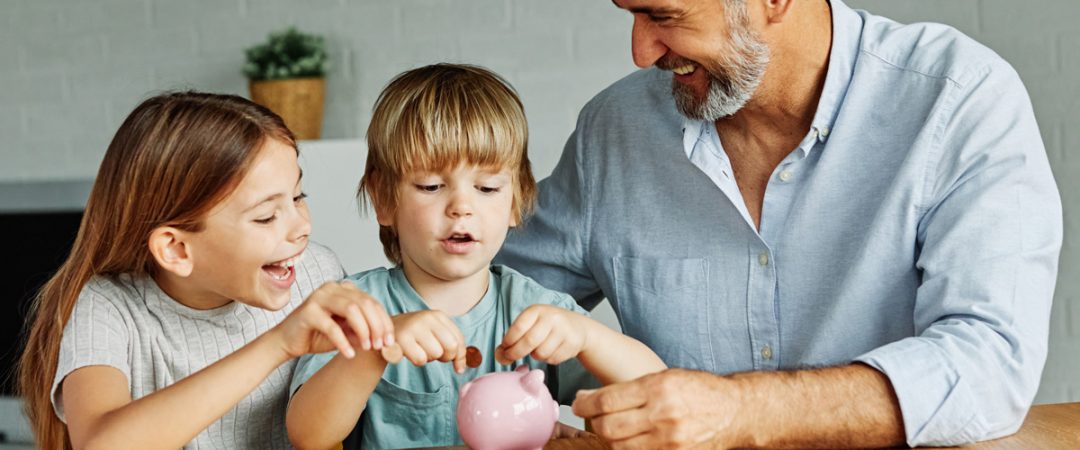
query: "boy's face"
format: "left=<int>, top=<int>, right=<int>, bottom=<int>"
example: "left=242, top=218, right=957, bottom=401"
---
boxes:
left=178, top=138, right=311, bottom=310
left=380, top=164, right=517, bottom=287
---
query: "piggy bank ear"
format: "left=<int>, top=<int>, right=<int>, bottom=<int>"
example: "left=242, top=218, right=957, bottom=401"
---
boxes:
left=521, top=369, right=546, bottom=395
left=460, top=380, right=473, bottom=398
left=514, top=365, right=529, bottom=373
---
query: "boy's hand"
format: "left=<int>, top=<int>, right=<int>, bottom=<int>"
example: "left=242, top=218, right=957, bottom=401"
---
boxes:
left=497, top=304, right=590, bottom=365
left=390, top=311, right=468, bottom=373
left=270, top=281, right=395, bottom=360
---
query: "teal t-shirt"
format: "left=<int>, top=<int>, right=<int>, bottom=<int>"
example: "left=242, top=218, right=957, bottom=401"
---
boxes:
left=290, top=264, right=592, bottom=450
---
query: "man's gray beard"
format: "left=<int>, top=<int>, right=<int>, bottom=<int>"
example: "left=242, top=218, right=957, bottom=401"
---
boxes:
left=672, top=19, right=770, bottom=121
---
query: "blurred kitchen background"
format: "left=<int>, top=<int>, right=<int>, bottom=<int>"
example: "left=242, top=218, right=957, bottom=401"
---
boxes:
left=1, top=0, right=1077, bottom=447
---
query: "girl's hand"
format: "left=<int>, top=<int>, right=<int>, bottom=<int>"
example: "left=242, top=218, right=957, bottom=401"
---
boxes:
left=497, top=304, right=590, bottom=365
left=271, top=281, right=395, bottom=360
left=390, top=310, right=467, bottom=373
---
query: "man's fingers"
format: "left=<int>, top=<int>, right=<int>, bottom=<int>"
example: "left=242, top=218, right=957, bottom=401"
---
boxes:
left=572, top=382, right=648, bottom=418
left=590, top=407, right=653, bottom=442
left=607, top=430, right=661, bottom=450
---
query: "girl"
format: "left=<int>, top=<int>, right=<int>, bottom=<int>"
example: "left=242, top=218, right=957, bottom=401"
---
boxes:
left=18, top=92, right=393, bottom=449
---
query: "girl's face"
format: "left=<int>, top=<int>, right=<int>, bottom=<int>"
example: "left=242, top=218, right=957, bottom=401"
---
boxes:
left=180, top=138, right=310, bottom=310
left=381, top=164, right=517, bottom=289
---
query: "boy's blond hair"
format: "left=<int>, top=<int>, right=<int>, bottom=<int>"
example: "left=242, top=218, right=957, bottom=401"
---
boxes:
left=360, top=63, right=536, bottom=265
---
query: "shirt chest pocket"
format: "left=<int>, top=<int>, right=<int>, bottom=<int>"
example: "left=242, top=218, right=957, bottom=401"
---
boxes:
left=362, top=379, right=457, bottom=449
left=613, top=257, right=714, bottom=370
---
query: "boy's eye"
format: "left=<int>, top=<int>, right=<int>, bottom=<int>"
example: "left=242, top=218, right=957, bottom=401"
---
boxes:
left=477, top=185, right=501, bottom=194
left=254, top=215, right=277, bottom=224
left=415, top=184, right=442, bottom=192
left=293, top=192, right=308, bottom=203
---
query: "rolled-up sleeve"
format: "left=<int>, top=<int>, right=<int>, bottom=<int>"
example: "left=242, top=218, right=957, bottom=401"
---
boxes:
left=856, top=61, right=1061, bottom=446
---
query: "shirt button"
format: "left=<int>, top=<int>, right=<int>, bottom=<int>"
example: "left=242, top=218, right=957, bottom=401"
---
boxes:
left=820, top=127, right=830, bottom=137
left=758, top=253, right=769, bottom=266
left=761, top=345, right=773, bottom=360
left=778, top=170, right=793, bottom=182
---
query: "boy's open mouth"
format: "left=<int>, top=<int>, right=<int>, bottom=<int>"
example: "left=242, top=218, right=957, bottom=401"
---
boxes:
left=445, top=233, right=475, bottom=243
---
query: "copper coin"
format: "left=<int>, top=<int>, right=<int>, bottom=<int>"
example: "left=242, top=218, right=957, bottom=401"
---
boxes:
left=465, top=346, right=482, bottom=368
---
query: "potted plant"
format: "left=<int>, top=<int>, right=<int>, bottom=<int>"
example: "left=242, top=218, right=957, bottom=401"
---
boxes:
left=244, top=27, right=329, bottom=140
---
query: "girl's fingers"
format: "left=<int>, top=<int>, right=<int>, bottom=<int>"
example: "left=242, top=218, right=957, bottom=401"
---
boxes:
left=360, top=300, right=391, bottom=349
left=343, top=303, right=372, bottom=351
left=314, top=314, right=355, bottom=358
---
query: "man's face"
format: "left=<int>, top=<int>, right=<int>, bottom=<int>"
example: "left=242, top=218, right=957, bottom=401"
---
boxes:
left=614, top=0, right=770, bottom=120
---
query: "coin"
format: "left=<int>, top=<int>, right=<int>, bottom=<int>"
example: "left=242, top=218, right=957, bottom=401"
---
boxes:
left=465, top=346, right=482, bottom=368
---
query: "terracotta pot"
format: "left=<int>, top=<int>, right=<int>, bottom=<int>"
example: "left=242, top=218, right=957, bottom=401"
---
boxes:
left=249, top=77, right=325, bottom=140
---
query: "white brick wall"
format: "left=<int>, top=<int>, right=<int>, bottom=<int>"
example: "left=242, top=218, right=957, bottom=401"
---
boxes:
left=1, top=0, right=1076, bottom=405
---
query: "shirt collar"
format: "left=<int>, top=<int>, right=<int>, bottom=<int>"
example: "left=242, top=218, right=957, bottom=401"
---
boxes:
left=681, top=0, right=864, bottom=152
left=811, top=0, right=863, bottom=145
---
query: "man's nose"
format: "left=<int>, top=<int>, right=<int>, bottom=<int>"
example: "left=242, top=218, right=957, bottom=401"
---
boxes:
left=631, top=16, right=666, bottom=68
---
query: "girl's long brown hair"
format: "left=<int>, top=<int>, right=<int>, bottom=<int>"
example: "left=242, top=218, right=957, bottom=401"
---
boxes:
left=17, top=92, right=295, bottom=449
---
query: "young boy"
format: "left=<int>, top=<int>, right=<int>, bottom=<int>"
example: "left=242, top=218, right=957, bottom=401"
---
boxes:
left=285, top=64, right=666, bottom=450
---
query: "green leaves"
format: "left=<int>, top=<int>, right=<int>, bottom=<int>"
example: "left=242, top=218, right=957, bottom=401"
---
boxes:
left=243, top=27, right=328, bottom=81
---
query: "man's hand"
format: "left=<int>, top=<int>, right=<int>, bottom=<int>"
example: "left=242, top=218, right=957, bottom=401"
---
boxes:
left=571, top=368, right=744, bottom=449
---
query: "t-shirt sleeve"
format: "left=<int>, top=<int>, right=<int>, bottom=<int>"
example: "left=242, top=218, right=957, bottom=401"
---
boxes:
left=289, top=351, right=338, bottom=398
left=546, top=290, right=591, bottom=317
left=51, top=286, right=132, bottom=423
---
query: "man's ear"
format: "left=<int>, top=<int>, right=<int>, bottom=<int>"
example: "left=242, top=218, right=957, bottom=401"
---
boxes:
left=148, top=227, right=194, bottom=277
left=763, top=0, right=795, bottom=24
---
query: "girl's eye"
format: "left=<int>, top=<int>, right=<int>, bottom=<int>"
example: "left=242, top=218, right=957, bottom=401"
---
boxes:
left=477, top=186, right=501, bottom=194
left=293, top=192, right=308, bottom=203
left=254, top=215, right=277, bottom=224
left=416, top=184, right=442, bottom=192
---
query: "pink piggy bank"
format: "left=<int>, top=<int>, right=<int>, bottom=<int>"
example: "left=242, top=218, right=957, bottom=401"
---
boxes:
left=457, top=365, right=559, bottom=450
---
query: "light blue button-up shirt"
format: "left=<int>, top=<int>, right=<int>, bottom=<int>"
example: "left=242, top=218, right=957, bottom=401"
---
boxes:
left=497, top=0, right=1062, bottom=446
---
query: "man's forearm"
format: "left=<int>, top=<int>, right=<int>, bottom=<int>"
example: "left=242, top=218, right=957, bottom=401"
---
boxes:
left=731, top=363, right=906, bottom=449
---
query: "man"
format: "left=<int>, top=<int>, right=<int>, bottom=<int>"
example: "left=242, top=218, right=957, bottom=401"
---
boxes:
left=496, top=0, right=1062, bottom=448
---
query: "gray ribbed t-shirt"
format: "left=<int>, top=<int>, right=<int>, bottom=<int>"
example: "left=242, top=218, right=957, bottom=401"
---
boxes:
left=51, top=242, right=345, bottom=449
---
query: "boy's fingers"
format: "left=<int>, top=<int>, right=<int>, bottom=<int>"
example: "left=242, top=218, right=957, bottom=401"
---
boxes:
left=416, top=332, right=445, bottom=361
left=503, top=321, right=553, bottom=362
left=531, top=333, right=563, bottom=362
left=400, top=340, right=427, bottom=366
left=380, top=343, right=403, bottom=364
left=501, top=308, right=540, bottom=348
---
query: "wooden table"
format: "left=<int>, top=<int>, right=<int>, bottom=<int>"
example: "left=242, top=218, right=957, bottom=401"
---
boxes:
left=419, top=402, right=1080, bottom=449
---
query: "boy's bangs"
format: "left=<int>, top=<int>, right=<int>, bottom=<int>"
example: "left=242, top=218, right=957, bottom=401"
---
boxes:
left=386, top=81, right=525, bottom=177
